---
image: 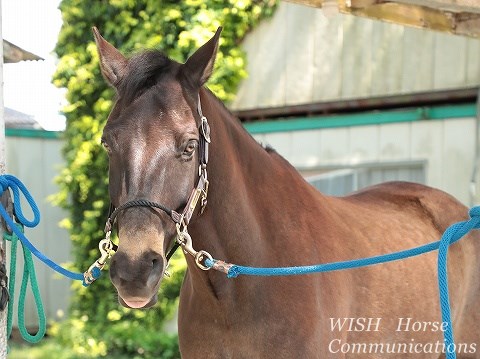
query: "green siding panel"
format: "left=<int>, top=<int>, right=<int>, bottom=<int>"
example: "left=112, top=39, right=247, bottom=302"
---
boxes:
left=5, top=129, right=63, bottom=139
left=244, top=104, right=477, bottom=134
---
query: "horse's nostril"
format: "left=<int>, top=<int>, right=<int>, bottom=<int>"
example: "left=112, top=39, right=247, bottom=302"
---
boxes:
left=151, top=257, right=162, bottom=274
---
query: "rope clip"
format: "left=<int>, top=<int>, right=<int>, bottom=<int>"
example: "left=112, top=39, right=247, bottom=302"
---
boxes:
left=175, top=224, right=212, bottom=271
left=83, top=232, right=115, bottom=286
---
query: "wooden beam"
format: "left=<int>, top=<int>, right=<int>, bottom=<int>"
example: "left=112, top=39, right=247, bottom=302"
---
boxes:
left=343, top=1, right=480, bottom=38
left=395, top=0, right=480, bottom=14
left=454, top=12, right=480, bottom=37
left=283, top=0, right=323, bottom=8
left=283, top=0, right=480, bottom=37
left=3, top=40, right=43, bottom=63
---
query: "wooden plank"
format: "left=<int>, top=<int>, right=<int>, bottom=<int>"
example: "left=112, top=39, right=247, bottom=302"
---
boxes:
left=442, top=118, right=475, bottom=204
left=401, top=27, right=435, bottom=92
left=41, top=140, right=71, bottom=325
left=287, top=0, right=480, bottom=37
left=347, top=125, right=380, bottom=163
left=231, top=28, right=260, bottom=109
left=312, top=12, right=345, bottom=101
left=285, top=2, right=316, bottom=105
left=466, top=37, right=480, bottom=85
left=371, top=21, right=404, bottom=96
left=231, top=2, right=289, bottom=109
left=262, top=132, right=293, bottom=161
left=410, top=120, right=444, bottom=189
left=433, top=32, right=468, bottom=89
left=319, top=127, right=351, bottom=165
left=291, top=130, right=322, bottom=167
left=341, top=16, right=373, bottom=98
left=378, top=122, right=411, bottom=161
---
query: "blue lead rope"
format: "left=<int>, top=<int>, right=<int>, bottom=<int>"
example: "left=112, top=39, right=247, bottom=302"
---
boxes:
left=1, top=174, right=478, bottom=358
left=0, top=175, right=93, bottom=284
left=206, top=207, right=480, bottom=359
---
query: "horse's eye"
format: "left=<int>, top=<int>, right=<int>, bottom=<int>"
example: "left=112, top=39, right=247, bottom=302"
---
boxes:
left=183, top=140, right=197, bottom=157
left=101, top=140, right=111, bottom=153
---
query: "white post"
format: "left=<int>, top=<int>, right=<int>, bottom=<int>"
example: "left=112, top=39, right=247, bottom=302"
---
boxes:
left=0, top=0, right=7, bottom=356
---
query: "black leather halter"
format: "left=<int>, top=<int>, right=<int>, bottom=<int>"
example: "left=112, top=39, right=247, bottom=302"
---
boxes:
left=103, top=94, right=211, bottom=261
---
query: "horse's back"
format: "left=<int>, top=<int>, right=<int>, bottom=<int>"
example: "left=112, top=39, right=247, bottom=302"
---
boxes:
left=344, top=181, right=469, bottom=233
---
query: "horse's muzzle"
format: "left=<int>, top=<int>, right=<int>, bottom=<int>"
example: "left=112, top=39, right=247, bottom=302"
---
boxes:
left=109, top=250, right=164, bottom=309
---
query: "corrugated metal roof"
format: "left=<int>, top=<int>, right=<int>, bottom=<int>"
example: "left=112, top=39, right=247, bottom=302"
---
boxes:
left=285, top=0, right=480, bottom=37
left=3, top=40, right=43, bottom=63
left=4, top=107, right=43, bottom=130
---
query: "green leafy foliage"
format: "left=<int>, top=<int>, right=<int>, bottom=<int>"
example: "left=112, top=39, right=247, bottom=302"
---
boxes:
left=52, top=0, right=276, bottom=357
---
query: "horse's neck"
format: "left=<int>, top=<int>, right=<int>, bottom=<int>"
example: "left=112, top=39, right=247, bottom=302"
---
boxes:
left=189, top=89, right=326, bottom=264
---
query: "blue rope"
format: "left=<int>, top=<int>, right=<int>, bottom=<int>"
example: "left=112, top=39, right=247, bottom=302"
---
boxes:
left=205, top=206, right=480, bottom=359
left=2, top=174, right=478, bottom=357
left=436, top=207, right=480, bottom=358
left=5, top=224, right=46, bottom=343
left=0, top=175, right=87, bottom=282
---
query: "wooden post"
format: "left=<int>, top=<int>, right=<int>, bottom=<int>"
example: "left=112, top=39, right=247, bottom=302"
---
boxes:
left=0, top=0, right=7, bottom=356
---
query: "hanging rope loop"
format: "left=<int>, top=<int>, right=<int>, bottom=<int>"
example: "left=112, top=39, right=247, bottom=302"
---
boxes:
left=4, top=224, right=46, bottom=343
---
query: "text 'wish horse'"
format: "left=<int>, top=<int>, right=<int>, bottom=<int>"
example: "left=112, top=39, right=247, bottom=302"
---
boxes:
left=92, top=27, right=480, bottom=358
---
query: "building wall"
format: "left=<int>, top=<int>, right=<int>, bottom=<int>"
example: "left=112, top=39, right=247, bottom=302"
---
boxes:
left=231, top=1, right=479, bottom=205
left=5, top=131, right=70, bottom=327
left=231, top=1, right=480, bottom=110
left=251, top=117, right=476, bottom=205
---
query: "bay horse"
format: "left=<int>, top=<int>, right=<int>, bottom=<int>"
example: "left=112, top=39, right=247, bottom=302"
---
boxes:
left=92, top=27, right=480, bottom=358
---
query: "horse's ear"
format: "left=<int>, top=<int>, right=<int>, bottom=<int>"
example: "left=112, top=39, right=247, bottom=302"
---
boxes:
left=92, top=27, right=128, bottom=87
left=182, top=27, right=222, bottom=88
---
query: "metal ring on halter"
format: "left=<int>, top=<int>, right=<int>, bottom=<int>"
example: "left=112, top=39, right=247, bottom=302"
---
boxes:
left=195, top=250, right=213, bottom=271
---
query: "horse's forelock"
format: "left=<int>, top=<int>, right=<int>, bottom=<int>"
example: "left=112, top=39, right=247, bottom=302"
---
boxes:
left=117, top=50, right=175, bottom=104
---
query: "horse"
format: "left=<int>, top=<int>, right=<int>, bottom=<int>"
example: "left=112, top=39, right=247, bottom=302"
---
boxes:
left=92, top=26, right=480, bottom=358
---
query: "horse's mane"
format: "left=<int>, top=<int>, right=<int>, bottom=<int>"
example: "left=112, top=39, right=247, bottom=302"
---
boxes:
left=203, top=88, right=278, bottom=155
left=118, top=50, right=174, bottom=104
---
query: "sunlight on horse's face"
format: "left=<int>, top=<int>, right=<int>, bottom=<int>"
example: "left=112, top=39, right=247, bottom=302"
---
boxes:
left=94, top=26, right=220, bottom=309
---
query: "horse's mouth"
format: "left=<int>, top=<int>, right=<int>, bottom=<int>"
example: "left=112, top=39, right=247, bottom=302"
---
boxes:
left=118, top=294, right=158, bottom=309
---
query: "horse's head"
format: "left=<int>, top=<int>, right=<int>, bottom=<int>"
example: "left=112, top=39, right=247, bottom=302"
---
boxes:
left=93, top=27, right=221, bottom=309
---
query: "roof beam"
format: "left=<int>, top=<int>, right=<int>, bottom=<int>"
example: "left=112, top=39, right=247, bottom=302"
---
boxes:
left=284, top=0, right=480, bottom=37
left=3, top=40, right=43, bottom=63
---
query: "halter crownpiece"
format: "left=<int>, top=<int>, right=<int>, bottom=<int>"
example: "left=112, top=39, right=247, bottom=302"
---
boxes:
left=83, top=94, right=212, bottom=285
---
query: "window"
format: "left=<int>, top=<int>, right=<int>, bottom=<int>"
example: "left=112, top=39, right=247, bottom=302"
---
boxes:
left=306, top=161, right=426, bottom=196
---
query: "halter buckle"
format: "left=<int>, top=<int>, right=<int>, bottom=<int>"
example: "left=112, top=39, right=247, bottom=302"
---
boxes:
left=200, top=179, right=209, bottom=214
left=200, top=116, right=211, bottom=143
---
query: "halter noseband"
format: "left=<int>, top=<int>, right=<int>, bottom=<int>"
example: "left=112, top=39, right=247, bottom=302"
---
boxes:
left=83, top=94, right=211, bottom=285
